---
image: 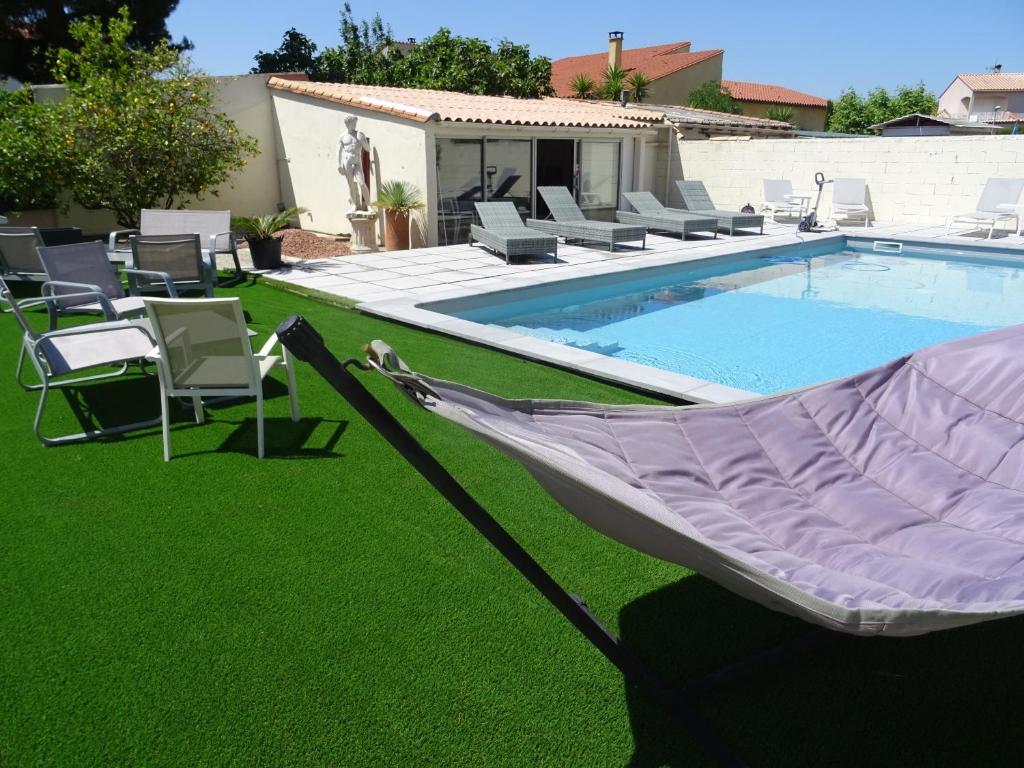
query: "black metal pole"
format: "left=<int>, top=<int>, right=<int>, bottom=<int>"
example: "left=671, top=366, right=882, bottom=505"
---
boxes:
left=276, top=315, right=748, bottom=767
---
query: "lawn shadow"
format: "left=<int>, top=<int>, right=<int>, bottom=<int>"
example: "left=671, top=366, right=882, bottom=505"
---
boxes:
left=53, top=371, right=162, bottom=440
left=218, top=416, right=348, bottom=459
left=620, top=576, right=1024, bottom=767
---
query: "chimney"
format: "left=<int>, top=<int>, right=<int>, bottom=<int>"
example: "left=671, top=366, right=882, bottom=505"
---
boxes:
left=608, top=31, right=623, bottom=71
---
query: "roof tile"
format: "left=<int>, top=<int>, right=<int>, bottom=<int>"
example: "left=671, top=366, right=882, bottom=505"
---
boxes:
left=550, top=43, right=722, bottom=96
left=267, top=78, right=662, bottom=129
left=721, top=80, right=827, bottom=108
left=957, top=73, right=1024, bottom=92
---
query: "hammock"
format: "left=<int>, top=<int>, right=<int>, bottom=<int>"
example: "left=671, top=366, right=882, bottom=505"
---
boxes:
left=372, top=327, right=1024, bottom=637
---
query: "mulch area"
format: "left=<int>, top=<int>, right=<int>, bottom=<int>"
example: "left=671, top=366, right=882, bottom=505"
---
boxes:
left=239, top=229, right=351, bottom=260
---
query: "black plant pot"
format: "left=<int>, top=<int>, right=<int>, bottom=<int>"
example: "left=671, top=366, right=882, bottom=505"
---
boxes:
left=249, top=236, right=283, bottom=269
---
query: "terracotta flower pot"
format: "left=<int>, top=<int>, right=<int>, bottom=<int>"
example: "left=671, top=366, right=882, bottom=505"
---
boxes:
left=248, top=236, right=283, bottom=269
left=383, top=210, right=410, bottom=251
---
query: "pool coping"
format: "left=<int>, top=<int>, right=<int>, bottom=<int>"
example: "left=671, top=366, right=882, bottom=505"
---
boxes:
left=357, top=231, right=1024, bottom=403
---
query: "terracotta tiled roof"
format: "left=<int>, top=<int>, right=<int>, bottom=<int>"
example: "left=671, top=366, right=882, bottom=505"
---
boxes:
left=640, top=103, right=794, bottom=131
left=721, top=80, right=827, bottom=108
left=550, top=43, right=723, bottom=96
left=992, top=110, right=1024, bottom=123
left=957, top=73, right=1024, bottom=92
left=267, top=77, right=662, bottom=129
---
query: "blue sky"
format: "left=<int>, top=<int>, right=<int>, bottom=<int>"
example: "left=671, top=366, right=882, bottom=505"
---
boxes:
left=168, top=0, right=1023, bottom=99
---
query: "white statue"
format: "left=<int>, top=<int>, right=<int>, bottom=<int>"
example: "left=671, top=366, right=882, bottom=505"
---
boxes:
left=338, top=115, right=371, bottom=212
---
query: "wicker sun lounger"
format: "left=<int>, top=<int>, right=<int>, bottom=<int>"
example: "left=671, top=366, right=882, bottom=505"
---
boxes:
left=617, top=191, right=718, bottom=239
left=675, top=180, right=764, bottom=235
left=469, top=202, right=558, bottom=263
left=527, top=186, right=646, bottom=253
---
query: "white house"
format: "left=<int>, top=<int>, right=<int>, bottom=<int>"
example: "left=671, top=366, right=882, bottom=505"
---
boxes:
left=938, top=69, right=1024, bottom=126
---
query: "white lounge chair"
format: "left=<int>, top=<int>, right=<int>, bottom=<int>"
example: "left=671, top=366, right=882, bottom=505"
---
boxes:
left=828, top=178, right=870, bottom=227
left=144, top=297, right=299, bottom=461
left=945, top=178, right=1024, bottom=239
left=760, top=180, right=805, bottom=222
left=109, top=209, right=241, bottom=275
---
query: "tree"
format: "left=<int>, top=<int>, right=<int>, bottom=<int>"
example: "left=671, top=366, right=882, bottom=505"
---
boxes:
left=51, top=8, right=258, bottom=227
left=569, top=73, right=595, bottom=99
left=0, top=1, right=190, bottom=84
left=765, top=105, right=795, bottom=124
left=686, top=80, right=742, bottom=114
left=627, top=72, right=651, bottom=103
left=0, top=88, right=63, bottom=211
left=827, top=83, right=937, bottom=134
left=267, top=4, right=552, bottom=97
left=599, top=65, right=628, bottom=100
left=251, top=28, right=319, bottom=76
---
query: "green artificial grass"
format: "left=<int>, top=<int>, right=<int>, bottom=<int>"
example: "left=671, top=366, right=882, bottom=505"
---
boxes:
left=2, top=275, right=1023, bottom=766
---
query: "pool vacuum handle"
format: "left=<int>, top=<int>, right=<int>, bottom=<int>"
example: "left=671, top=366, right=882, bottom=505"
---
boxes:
left=815, top=171, right=825, bottom=188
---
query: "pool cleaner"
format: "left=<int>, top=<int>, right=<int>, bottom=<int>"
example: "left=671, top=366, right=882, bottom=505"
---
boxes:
left=797, top=172, right=838, bottom=232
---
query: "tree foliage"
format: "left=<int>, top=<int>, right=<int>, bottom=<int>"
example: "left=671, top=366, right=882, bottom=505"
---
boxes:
left=599, top=65, right=628, bottom=101
left=627, top=72, right=651, bottom=103
left=0, top=88, right=63, bottom=211
left=259, top=4, right=552, bottom=98
left=48, top=8, right=257, bottom=226
left=251, top=28, right=319, bottom=77
left=765, top=105, right=795, bottom=124
left=827, top=83, right=938, bottom=134
left=686, top=80, right=743, bottom=114
left=0, top=1, right=189, bottom=84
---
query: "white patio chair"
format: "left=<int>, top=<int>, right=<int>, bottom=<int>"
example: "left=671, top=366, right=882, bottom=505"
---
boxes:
left=945, top=178, right=1024, bottom=239
left=0, top=226, right=47, bottom=284
left=143, top=297, right=299, bottom=461
left=828, top=178, right=870, bottom=227
left=760, top=180, right=805, bottom=222
left=109, top=208, right=241, bottom=274
left=1, top=277, right=160, bottom=445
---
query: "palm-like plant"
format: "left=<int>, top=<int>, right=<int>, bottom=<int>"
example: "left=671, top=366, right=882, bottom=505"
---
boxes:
left=600, top=65, right=628, bottom=101
left=372, top=180, right=424, bottom=213
left=232, top=207, right=307, bottom=241
left=626, top=71, right=651, bottom=103
left=766, top=105, right=796, bottom=125
left=569, top=73, right=596, bottom=99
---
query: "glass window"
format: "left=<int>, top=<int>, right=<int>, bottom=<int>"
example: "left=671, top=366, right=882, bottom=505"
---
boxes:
left=483, top=139, right=532, bottom=217
left=578, top=141, right=620, bottom=212
left=435, top=138, right=481, bottom=244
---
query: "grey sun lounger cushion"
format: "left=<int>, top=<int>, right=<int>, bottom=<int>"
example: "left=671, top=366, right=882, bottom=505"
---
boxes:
left=470, top=202, right=557, bottom=263
left=675, top=181, right=764, bottom=235
left=367, top=325, right=1024, bottom=637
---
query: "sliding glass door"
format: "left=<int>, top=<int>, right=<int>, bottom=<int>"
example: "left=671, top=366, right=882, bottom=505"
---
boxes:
left=577, top=141, right=620, bottom=221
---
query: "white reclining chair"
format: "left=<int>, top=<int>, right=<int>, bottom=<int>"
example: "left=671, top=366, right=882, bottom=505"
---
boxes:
left=760, top=180, right=804, bottom=222
left=828, top=178, right=870, bottom=227
left=144, top=297, right=299, bottom=461
left=945, top=178, right=1024, bottom=239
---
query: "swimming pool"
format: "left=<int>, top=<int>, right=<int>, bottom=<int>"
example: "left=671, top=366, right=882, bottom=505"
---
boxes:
left=429, top=238, right=1024, bottom=395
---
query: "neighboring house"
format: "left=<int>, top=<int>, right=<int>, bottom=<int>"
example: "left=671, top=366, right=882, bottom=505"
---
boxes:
left=550, top=33, right=724, bottom=105
left=720, top=80, right=827, bottom=131
left=870, top=113, right=1000, bottom=137
left=938, top=69, right=1024, bottom=127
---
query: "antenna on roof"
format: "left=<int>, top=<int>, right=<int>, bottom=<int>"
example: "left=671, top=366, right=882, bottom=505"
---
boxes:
left=987, top=62, right=1002, bottom=73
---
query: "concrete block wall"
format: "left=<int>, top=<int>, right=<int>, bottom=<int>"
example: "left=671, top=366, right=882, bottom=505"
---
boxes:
left=672, top=135, right=1024, bottom=227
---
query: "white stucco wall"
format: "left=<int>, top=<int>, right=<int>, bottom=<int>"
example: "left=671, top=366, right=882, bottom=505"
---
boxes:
left=670, top=135, right=1024, bottom=226
left=938, top=78, right=973, bottom=117
left=271, top=90, right=430, bottom=246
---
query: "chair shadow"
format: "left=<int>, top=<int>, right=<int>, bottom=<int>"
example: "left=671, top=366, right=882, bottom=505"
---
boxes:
left=57, top=372, right=162, bottom=439
left=217, top=416, right=349, bottom=459
left=620, top=576, right=1024, bottom=767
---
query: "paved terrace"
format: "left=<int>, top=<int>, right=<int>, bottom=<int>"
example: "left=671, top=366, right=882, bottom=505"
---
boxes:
left=254, top=221, right=1024, bottom=403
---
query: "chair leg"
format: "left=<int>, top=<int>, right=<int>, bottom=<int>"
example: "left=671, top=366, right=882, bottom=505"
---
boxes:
left=161, top=388, right=172, bottom=462
left=192, top=395, right=205, bottom=423
left=255, top=392, right=265, bottom=459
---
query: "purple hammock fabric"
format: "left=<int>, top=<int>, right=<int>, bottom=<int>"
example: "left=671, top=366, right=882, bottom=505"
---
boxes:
left=369, top=325, right=1024, bottom=637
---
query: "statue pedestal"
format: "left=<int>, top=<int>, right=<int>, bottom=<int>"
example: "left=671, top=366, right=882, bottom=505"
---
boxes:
left=346, top=210, right=378, bottom=254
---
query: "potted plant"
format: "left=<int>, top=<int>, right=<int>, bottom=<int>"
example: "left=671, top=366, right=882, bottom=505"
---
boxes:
left=231, top=207, right=306, bottom=269
left=372, top=180, right=423, bottom=251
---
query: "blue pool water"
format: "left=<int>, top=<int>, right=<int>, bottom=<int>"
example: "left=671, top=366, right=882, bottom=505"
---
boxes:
left=446, top=240, right=1024, bottom=394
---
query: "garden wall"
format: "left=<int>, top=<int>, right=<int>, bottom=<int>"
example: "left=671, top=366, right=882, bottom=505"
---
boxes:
left=671, top=134, right=1023, bottom=227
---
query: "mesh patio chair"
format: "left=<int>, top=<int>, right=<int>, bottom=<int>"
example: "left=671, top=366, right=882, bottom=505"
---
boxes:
left=618, top=191, right=718, bottom=239
left=110, top=208, right=241, bottom=275
left=828, top=178, right=871, bottom=228
left=129, top=233, right=216, bottom=298
left=469, top=202, right=558, bottom=263
left=37, top=241, right=147, bottom=328
left=675, top=180, right=765, bottom=235
left=0, top=226, right=47, bottom=283
left=945, top=178, right=1024, bottom=239
left=144, top=297, right=299, bottom=461
left=1, top=277, right=160, bottom=445
left=527, top=187, right=646, bottom=253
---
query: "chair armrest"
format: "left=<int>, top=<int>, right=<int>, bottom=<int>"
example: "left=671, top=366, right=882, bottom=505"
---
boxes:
left=123, top=268, right=179, bottom=298
left=37, top=317, right=147, bottom=341
left=256, top=332, right=280, bottom=359
left=209, top=230, right=237, bottom=254
left=108, top=228, right=140, bottom=252
left=42, top=280, right=116, bottom=324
